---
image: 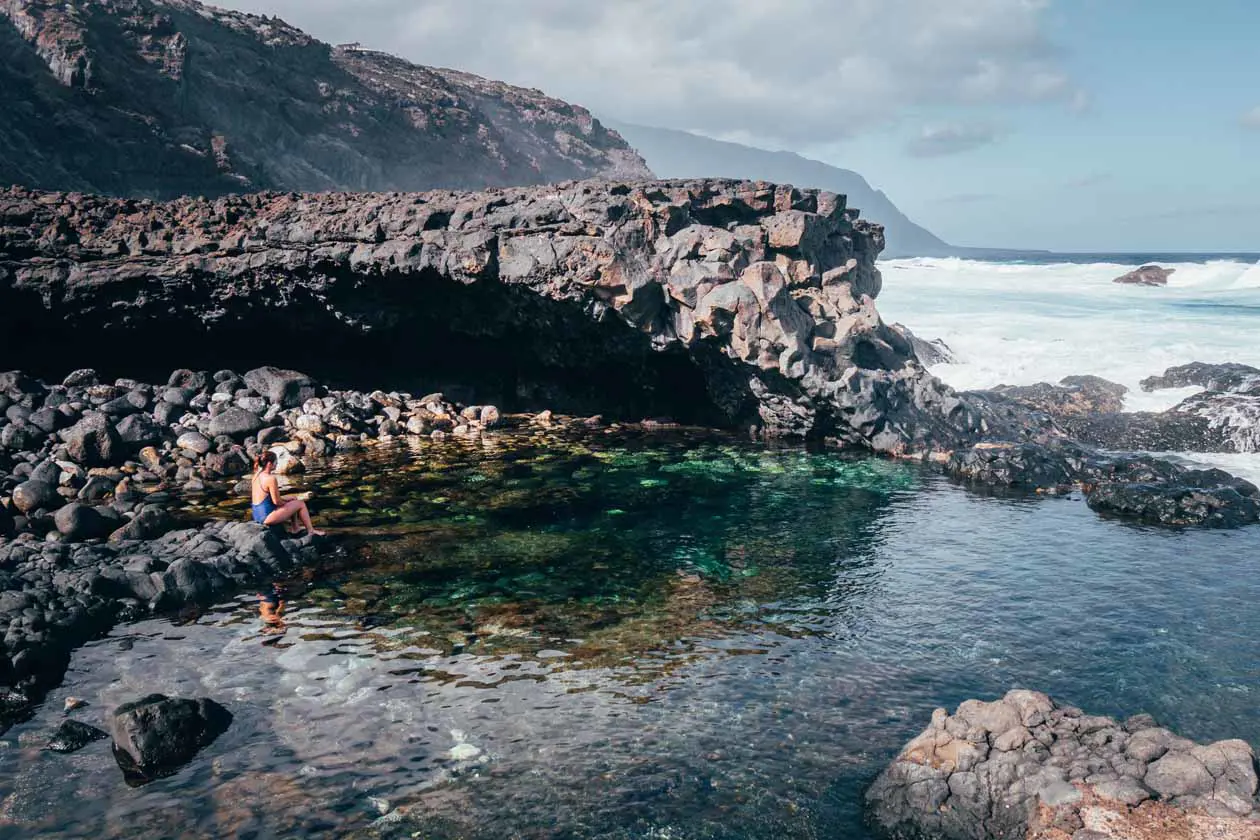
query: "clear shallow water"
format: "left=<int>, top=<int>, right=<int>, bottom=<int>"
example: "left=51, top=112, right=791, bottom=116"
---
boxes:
left=3, top=433, right=1260, bottom=839
left=878, top=255, right=1260, bottom=482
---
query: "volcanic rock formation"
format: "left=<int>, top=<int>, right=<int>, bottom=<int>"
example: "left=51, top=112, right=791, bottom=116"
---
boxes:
left=867, top=690, right=1260, bottom=840
left=0, top=0, right=650, bottom=197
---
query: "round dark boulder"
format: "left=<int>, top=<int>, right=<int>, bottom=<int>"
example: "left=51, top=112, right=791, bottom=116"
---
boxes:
left=62, top=368, right=99, bottom=388
left=109, top=694, right=232, bottom=785
left=54, top=502, right=110, bottom=541
left=206, top=407, right=264, bottom=439
left=12, top=479, right=59, bottom=514
left=62, top=412, right=121, bottom=467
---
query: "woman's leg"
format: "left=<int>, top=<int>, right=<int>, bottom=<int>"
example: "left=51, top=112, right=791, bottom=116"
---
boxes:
left=264, top=500, right=324, bottom=535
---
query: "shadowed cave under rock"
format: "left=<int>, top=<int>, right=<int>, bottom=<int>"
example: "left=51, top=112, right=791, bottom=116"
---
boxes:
left=1, top=265, right=751, bottom=428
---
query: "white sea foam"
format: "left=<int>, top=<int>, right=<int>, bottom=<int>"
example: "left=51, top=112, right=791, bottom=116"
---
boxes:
left=876, top=256, right=1260, bottom=477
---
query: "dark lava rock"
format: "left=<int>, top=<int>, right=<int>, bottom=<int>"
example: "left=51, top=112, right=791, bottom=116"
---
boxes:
left=62, top=369, right=99, bottom=388
left=61, top=412, right=121, bottom=467
left=206, top=407, right=264, bottom=439
left=46, top=719, right=109, bottom=754
left=890, top=323, right=955, bottom=366
left=866, top=690, right=1260, bottom=840
left=1141, top=361, right=1260, bottom=393
left=976, top=375, right=1128, bottom=421
left=54, top=502, right=110, bottom=540
left=12, top=479, right=59, bottom=514
left=947, top=442, right=1078, bottom=490
left=115, top=412, right=162, bottom=446
left=243, top=367, right=322, bottom=409
left=109, top=505, right=175, bottom=543
left=1114, top=264, right=1175, bottom=286
left=110, top=695, right=232, bottom=784
left=1087, top=479, right=1260, bottom=528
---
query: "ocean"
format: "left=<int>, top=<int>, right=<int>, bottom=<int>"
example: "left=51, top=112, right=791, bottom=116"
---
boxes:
left=877, top=253, right=1260, bottom=482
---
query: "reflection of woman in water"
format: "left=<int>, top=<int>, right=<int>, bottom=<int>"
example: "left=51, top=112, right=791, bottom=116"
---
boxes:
left=251, top=451, right=325, bottom=536
left=259, top=584, right=286, bottom=634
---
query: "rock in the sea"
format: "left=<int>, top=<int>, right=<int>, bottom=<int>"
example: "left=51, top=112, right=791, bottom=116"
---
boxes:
left=1141, top=362, right=1260, bottom=394
left=1114, top=264, right=1175, bottom=287
left=976, top=376, right=1128, bottom=421
left=46, top=719, right=109, bottom=754
left=110, top=694, right=232, bottom=784
left=1086, top=473, right=1260, bottom=528
left=866, top=690, right=1260, bottom=840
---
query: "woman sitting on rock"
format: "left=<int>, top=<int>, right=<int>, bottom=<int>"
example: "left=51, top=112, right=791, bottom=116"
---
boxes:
left=251, top=451, right=325, bottom=536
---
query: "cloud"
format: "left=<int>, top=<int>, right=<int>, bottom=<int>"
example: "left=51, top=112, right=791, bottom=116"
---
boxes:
left=906, top=123, right=1003, bottom=157
left=1241, top=106, right=1260, bottom=130
left=211, top=0, right=1082, bottom=145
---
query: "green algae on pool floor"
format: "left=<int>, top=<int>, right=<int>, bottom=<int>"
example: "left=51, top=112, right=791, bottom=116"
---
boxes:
left=235, top=431, right=924, bottom=669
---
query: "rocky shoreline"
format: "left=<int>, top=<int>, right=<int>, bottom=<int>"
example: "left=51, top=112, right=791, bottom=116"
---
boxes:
left=867, top=690, right=1260, bottom=840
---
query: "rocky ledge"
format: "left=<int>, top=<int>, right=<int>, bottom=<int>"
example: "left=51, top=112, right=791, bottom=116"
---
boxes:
left=2, top=179, right=1257, bottom=529
left=0, top=520, right=321, bottom=725
left=867, top=690, right=1260, bottom=840
left=1063, top=363, right=1260, bottom=455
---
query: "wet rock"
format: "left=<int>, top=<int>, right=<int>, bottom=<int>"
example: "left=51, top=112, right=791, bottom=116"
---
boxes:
left=976, top=376, right=1128, bottom=421
left=1141, top=362, right=1260, bottom=394
left=110, top=694, right=232, bottom=784
left=109, top=505, right=175, bottom=543
left=890, top=323, right=955, bottom=366
left=1086, top=480, right=1260, bottom=528
left=867, top=690, right=1260, bottom=840
left=46, top=719, right=109, bottom=754
left=1114, top=264, right=1174, bottom=287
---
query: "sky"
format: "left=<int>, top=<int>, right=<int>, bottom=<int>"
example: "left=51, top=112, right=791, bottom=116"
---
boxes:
left=215, top=0, right=1259, bottom=252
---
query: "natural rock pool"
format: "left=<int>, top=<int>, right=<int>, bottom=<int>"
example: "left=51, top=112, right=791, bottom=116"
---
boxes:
left=3, top=429, right=1260, bottom=839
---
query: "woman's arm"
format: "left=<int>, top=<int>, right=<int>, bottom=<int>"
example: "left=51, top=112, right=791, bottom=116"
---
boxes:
left=267, top=475, right=283, bottom=505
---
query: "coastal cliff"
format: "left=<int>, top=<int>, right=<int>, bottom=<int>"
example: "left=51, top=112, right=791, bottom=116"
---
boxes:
left=0, top=179, right=980, bottom=452
left=0, top=0, right=650, bottom=198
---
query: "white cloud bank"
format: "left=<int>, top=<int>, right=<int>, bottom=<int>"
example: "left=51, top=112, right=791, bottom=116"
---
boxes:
left=215, top=0, right=1081, bottom=146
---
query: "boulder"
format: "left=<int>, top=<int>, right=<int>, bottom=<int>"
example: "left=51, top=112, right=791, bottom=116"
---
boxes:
left=1114, top=264, right=1174, bottom=286
left=867, top=691, right=1260, bottom=840
left=1141, top=362, right=1260, bottom=394
left=109, top=694, right=232, bottom=783
left=109, top=505, right=175, bottom=543
left=115, top=412, right=162, bottom=446
left=62, top=368, right=99, bottom=387
left=243, top=367, right=321, bottom=409
left=175, top=431, right=213, bottom=455
left=54, top=502, right=110, bottom=540
left=12, top=479, right=59, bottom=513
left=207, top=408, right=265, bottom=439
left=62, top=412, right=121, bottom=467
left=46, top=719, right=109, bottom=754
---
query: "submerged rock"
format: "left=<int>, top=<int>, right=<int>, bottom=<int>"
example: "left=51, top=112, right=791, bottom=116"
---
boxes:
left=46, top=719, right=108, bottom=754
left=866, top=690, right=1260, bottom=840
left=110, top=694, right=232, bottom=784
left=1114, top=264, right=1175, bottom=287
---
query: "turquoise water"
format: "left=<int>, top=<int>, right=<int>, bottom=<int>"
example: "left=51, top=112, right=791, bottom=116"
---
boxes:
left=3, top=431, right=1260, bottom=838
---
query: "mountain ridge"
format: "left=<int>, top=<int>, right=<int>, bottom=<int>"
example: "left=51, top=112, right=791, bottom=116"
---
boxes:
left=0, top=0, right=651, bottom=198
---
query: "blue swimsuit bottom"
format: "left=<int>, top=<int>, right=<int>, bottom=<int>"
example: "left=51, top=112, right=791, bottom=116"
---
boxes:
left=251, top=497, right=277, bottom=524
